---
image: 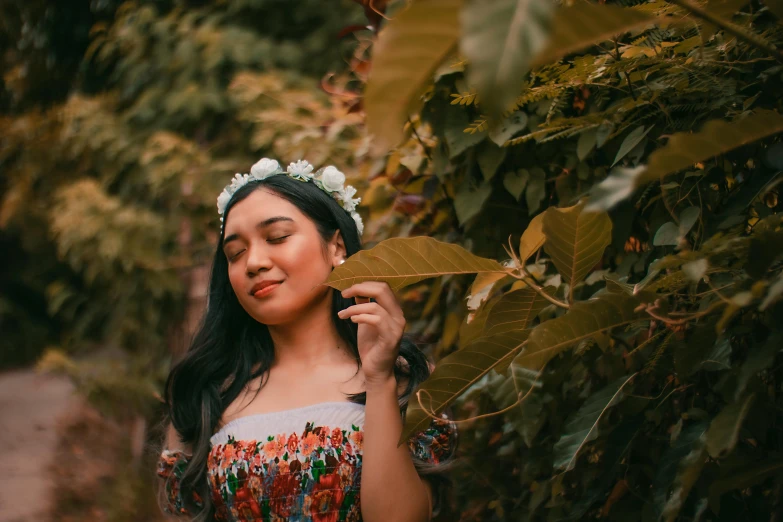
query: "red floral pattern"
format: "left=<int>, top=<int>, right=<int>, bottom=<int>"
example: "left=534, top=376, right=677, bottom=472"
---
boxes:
left=157, top=416, right=455, bottom=521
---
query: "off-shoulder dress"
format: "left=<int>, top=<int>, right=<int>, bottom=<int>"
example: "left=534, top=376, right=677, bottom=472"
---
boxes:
left=157, top=401, right=457, bottom=521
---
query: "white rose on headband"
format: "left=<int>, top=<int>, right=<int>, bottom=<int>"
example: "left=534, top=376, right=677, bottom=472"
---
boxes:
left=320, top=166, right=346, bottom=193
left=216, top=188, right=232, bottom=215
left=250, top=158, right=280, bottom=179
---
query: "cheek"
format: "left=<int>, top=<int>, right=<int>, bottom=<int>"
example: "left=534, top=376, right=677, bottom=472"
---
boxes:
left=227, top=264, right=246, bottom=295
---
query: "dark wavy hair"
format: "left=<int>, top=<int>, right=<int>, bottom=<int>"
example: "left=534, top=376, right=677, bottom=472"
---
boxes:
left=157, top=174, right=457, bottom=521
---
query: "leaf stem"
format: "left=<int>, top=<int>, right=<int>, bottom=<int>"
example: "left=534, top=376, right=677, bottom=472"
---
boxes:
left=514, top=270, right=571, bottom=310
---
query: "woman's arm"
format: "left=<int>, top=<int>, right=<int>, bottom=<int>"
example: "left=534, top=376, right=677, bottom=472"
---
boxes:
left=361, top=376, right=432, bottom=522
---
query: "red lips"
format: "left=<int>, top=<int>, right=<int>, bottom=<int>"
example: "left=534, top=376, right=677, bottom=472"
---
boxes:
left=249, top=280, right=283, bottom=295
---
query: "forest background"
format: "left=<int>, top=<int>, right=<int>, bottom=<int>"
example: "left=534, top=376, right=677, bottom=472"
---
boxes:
left=2, top=0, right=783, bottom=521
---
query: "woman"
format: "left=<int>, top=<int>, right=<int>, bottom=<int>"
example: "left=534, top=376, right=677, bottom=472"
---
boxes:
left=157, top=158, right=457, bottom=522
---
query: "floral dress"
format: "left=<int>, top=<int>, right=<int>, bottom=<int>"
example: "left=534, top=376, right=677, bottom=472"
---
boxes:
left=157, top=401, right=457, bottom=521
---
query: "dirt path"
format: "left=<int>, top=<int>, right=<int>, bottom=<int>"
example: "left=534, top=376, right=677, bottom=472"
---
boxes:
left=0, top=368, right=75, bottom=522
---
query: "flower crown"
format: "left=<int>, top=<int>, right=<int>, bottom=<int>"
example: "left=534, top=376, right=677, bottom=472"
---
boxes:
left=216, top=158, right=364, bottom=235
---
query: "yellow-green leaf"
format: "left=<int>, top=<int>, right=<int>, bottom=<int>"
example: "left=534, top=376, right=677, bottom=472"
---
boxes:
left=553, top=373, right=637, bottom=471
left=543, top=202, right=612, bottom=285
left=401, top=328, right=529, bottom=443
left=514, top=292, right=644, bottom=390
left=365, top=0, right=461, bottom=153
left=325, top=236, right=506, bottom=291
left=484, top=286, right=551, bottom=337
left=519, top=212, right=546, bottom=263
left=639, top=110, right=783, bottom=185
left=530, top=3, right=656, bottom=69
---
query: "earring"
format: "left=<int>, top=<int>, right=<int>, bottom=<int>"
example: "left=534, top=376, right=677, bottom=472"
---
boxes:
left=339, top=259, right=345, bottom=265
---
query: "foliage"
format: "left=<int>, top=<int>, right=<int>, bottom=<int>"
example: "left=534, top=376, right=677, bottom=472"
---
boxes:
left=0, top=0, right=369, bottom=518
left=328, top=0, right=783, bottom=519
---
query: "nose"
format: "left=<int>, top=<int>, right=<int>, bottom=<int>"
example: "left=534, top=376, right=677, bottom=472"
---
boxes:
left=245, top=243, right=273, bottom=275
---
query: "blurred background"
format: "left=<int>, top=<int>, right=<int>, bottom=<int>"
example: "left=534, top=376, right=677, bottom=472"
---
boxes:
left=2, top=0, right=783, bottom=521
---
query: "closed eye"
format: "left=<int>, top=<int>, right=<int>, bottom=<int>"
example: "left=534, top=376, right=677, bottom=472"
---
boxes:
left=268, top=235, right=290, bottom=243
left=228, top=249, right=245, bottom=262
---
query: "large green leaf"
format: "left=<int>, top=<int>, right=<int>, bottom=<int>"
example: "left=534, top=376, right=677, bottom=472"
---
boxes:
left=543, top=202, right=612, bottom=286
left=365, top=0, right=461, bottom=153
left=401, top=328, right=529, bottom=443
left=553, top=373, right=636, bottom=471
left=325, top=236, right=506, bottom=291
left=460, top=0, right=555, bottom=116
left=639, top=110, right=783, bottom=185
left=513, top=292, right=644, bottom=391
left=519, top=212, right=546, bottom=263
left=530, top=2, right=657, bottom=69
left=484, top=286, right=551, bottom=337
left=705, top=393, right=755, bottom=458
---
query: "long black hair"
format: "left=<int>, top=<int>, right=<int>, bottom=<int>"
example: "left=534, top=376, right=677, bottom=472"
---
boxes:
left=157, top=174, right=455, bottom=521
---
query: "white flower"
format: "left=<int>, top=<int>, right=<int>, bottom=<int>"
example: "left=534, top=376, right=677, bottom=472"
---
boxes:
left=286, top=160, right=314, bottom=180
left=216, top=188, right=232, bottom=215
left=352, top=212, right=364, bottom=235
left=228, top=173, right=251, bottom=192
left=320, top=166, right=346, bottom=193
left=339, top=185, right=360, bottom=212
left=250, top=158, right=281, bottom=180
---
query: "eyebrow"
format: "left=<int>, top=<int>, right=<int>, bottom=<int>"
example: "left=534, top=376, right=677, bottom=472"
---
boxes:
left=222, top=216, right=295, bottom=246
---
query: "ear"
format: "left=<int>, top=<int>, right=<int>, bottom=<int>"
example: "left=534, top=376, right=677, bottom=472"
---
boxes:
left=328, top=229, right=347, bottom=268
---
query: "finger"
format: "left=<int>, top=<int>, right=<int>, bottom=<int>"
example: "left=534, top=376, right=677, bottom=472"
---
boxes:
left=337, top=303, right=384, bottom=319
left=341, top=282, right=397, bottom=314
left=348, top=314, right=382, bottom=326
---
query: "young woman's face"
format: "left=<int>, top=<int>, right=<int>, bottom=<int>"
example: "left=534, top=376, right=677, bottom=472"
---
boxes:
left=221, top=188, right=343, bottom=325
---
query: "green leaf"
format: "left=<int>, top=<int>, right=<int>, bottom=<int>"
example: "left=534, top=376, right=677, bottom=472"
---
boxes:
left=584, top=166, right=645, bottom=212
left=401, top=328, right=529, bottom=443
left=653, top=222, right=680, bottom=246
left=489, top=111, right=528, bottom=146
left=639, top=110, right=783, bottom=185
left=459, top=291, right=504, bottom=348
left=705, top=393, right=755, bottom=459
left=514, top=292, right=644, bottom=392
left=612, top=125, right=653, bottom=167
left=553, top=373, right=636, bottom=471
left=325, top=236, right=506, bottom=291
left=477, top=141, right=507, bottom=181
left=484, top=286, right=551, bottom=337
left=455, top=181, right=493, bottom=225
left=576, top=127, right=597, bottom=161
left=519, top=212, right=545, bottom=263
left=525, top=167, right=547, bottom=214
left=679, top=206, right=701, bottom=236
left=529, top=3, right=657, bottom=69
left=365, top=0, right=461, bottom=153
left=445, top=108, right=487, bottom=159
left=675, top=331, right=732, bottom=376
left=543, top=202, right=612, bottom=285
left=503, top=168, right=529, bottom=201
left=460, top=0, right=555, bottom=116
left=656, top=422, right=709, bottom=522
